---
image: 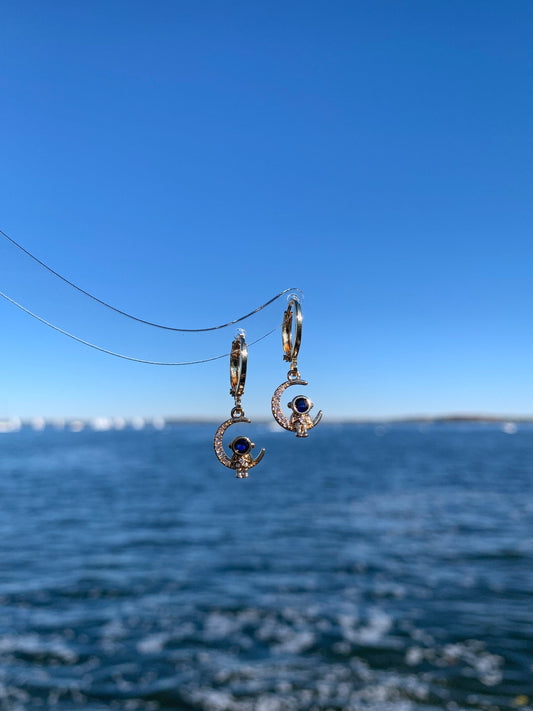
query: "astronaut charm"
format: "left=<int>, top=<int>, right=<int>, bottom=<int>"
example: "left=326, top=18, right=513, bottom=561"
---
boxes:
left=271, top=297, right=322, bottom=437
left=213, top=418, right=265, bottom=478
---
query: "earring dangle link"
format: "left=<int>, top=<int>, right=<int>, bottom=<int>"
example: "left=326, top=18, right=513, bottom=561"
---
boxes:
left=213, top=333, right=265, bottom=478
left=271, top=298, right=323, bottom=437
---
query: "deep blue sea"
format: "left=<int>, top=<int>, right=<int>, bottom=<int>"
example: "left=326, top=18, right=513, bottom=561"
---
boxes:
left=0, top=423, right=532, bottom=710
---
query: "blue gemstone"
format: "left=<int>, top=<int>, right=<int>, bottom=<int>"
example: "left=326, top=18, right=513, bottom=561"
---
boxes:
left=294, top=397, right=310, bottom=413
left=233, top=437, right=250, bottom=454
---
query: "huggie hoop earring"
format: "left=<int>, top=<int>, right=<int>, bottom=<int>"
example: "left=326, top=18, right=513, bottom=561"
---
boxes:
left=229, top=333, right=247, bottom=407
left=214, top=333, right=265, bottom=479
left=282, top=297, right=302, bottom=370
left=271, top=298, right=323, bottom=437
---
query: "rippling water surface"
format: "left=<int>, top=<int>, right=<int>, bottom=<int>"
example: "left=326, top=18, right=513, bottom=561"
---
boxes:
left=0, top=423, right=532, bottom=710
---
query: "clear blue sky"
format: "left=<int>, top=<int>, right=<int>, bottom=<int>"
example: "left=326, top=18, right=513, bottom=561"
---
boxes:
left=1, top=0, right=533, bottom=419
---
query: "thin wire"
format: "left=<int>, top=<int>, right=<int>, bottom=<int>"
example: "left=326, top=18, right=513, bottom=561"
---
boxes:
left=0, top=290, right=284, bottom=366
left=0, top=228, right=302, bottom=331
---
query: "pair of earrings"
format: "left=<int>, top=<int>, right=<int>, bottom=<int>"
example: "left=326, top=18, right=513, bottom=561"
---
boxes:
left=213, top=297, right=322, bottom=479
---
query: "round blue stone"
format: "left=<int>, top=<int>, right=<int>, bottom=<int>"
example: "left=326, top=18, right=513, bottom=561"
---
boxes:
left=233, top=437, right=250, bottom=454
left=294, top=397, right=310, bottom=413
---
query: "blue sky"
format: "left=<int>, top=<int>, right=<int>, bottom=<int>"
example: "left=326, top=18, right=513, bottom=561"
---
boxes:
left=1, top=0, right=533, bottom=419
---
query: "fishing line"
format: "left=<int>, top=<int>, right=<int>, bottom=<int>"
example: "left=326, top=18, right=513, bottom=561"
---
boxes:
left=0, top=289, right=286, bottom=365
left=0, top=228, right=303, bottom=331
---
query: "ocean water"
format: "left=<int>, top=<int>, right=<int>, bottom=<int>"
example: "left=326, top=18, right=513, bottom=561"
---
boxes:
left=0, top=423, right=532, bottom=711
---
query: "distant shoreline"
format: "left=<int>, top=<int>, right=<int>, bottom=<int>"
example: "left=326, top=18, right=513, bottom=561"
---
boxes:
left=1, top=414, right=533, bottom=433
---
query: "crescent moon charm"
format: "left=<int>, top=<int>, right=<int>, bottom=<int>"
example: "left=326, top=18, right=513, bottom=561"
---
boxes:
left=271, top=378, right=323, bottom=438
left=213, top=416, right=265, bottom=478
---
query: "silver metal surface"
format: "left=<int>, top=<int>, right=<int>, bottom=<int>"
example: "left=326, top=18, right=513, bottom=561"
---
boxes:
left=0, top=290, right=284, bottom=366
left=0, top=226, right=302, bottom=332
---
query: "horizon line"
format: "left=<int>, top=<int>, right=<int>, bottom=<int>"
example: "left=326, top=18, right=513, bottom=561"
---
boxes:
left=1, top=412, right=533, bottom=428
